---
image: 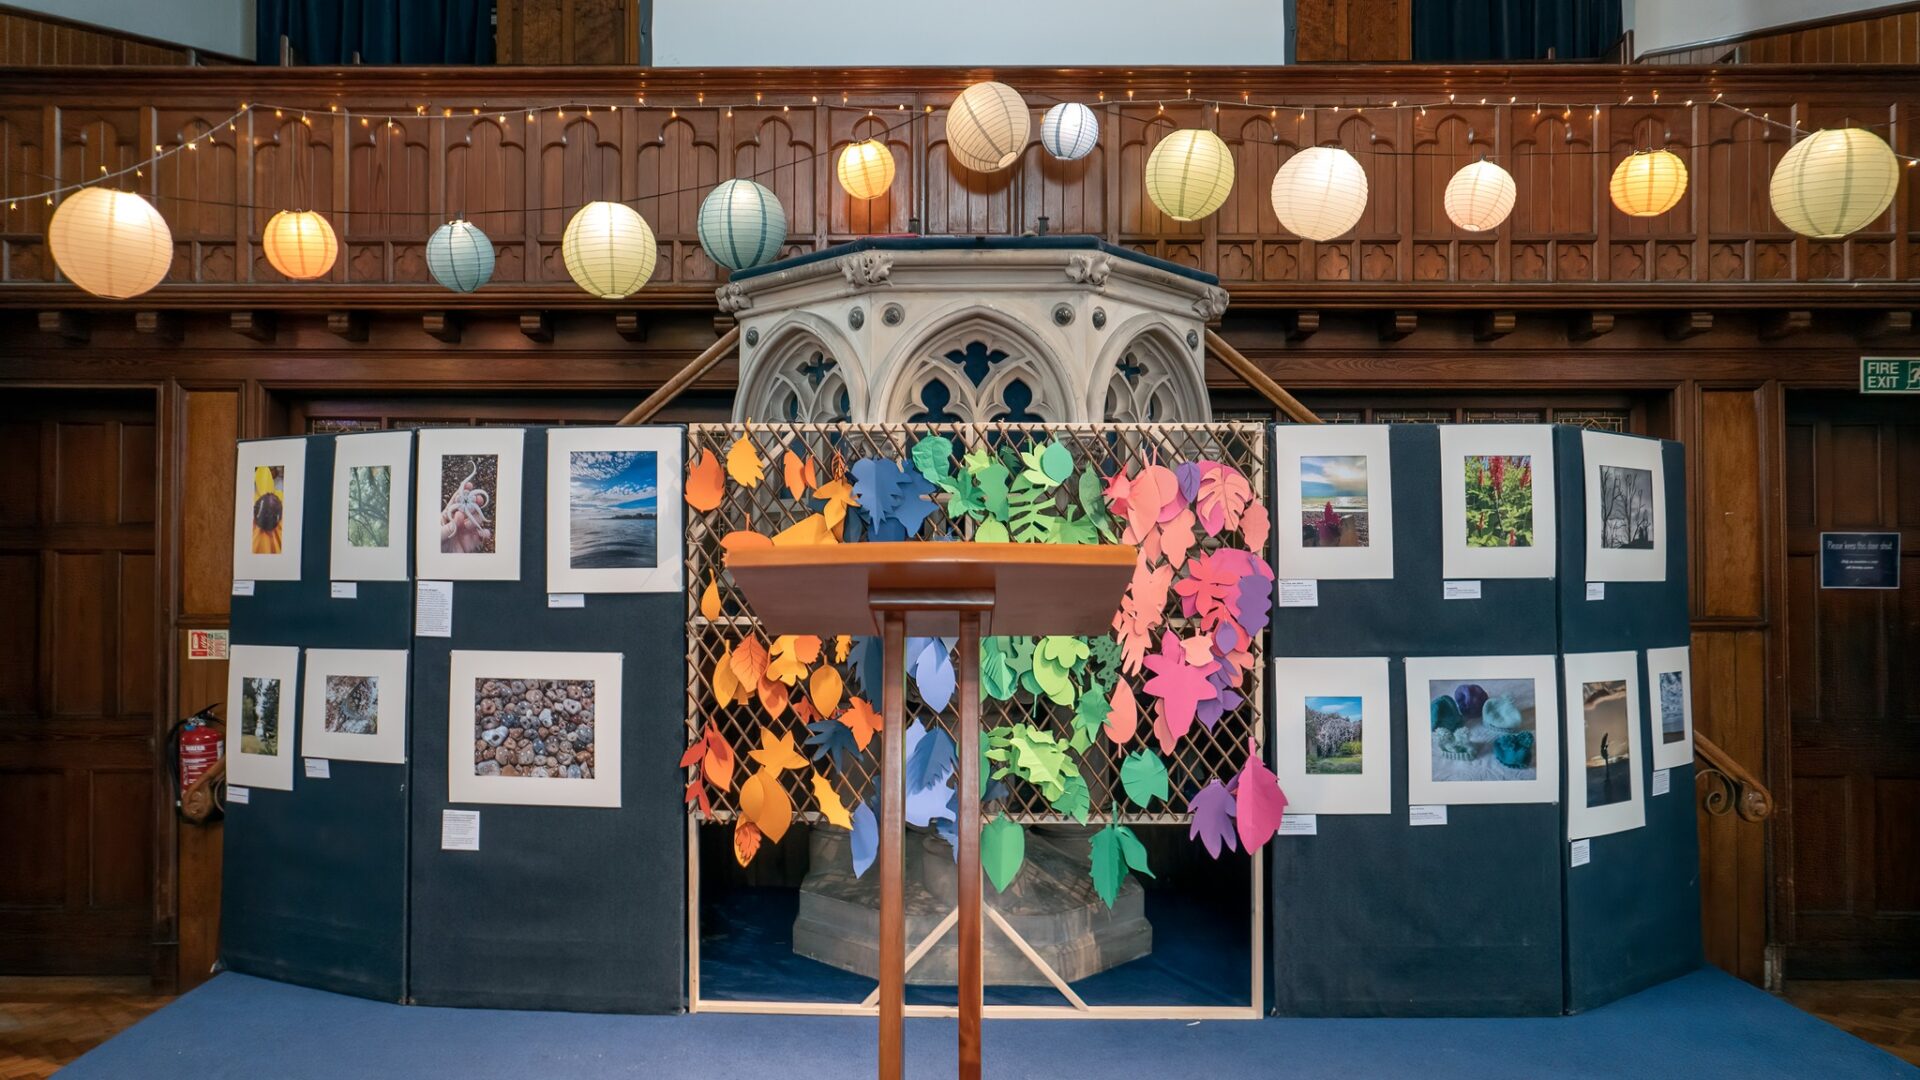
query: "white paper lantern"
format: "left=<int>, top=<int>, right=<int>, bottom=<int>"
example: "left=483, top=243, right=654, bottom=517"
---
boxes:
left=1609, top=150, right=1688, bottom=218
left=1144, top=129, right=1235, bottom=222
left=1040, top=103, right=1099, bottom=161
left=562, top=201, right=657, bottom=299
left=46, top=186, right=173, bottom=299
left=1269, top=146, right=1369, bottom=241
left=947, top=81, right=1030, bottom=173
left=426, top=219, right=495, bottom=293
left=262, top=209, right=338, bottom=280
left=1443, top=159, right=1517, bottom=232
left=697, top=179, right=787, bottom=271
left=837, top=140, right=896, bottom=200
left=1769, top=127, right=1902, bottom=239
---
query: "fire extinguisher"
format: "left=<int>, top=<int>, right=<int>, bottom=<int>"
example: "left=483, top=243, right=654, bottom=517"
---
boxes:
left=169, top=704, right=225, bottom=821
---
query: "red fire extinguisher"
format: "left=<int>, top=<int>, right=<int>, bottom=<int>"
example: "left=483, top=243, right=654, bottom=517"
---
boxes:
left=169, top=704, right=225, bottom=820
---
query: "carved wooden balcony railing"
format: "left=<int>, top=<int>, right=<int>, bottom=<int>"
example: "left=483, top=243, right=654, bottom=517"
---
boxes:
left=2, top=65, right=1918, bottom=311
left=1695, top=732, right=1773, bottom=822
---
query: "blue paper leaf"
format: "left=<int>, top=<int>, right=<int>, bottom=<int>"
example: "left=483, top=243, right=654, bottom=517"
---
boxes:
left=906, top=774, right=957, bottom=827
left=805, top=716, right=862, bottom=774
left=906, top=724, right=956, bottom=793
left=848, top=636, right=886, bottom=700
left=913, top=638, right=957, bottom=712
left=851, top=800, right=878, bottom=878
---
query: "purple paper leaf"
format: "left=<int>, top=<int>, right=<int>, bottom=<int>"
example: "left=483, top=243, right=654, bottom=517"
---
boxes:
left=1188, top=779, right=1239, bottom=859
left=1174, top=462, right=1203, bottom=506
left=1234, top=572, right=1273, bottom=636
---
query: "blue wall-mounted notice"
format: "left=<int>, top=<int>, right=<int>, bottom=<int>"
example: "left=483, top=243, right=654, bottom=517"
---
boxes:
left=1819, top=532, right=1901, bottom=590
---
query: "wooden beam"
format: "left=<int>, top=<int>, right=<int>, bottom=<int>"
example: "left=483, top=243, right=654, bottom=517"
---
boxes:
left=1759, top=309, right=1811, bottom=341
left=1474, top=311, right=1517, bottom=341
left=618, top=324, right=742, bottom=425
left=519, top=311, right=554, bottom=342
left=326, top=311, right=369, bottom=342
left=1860, top=310, right=1913, bottom=339
left=615, top=312, right=648, bottom=342
left=135, top=310, right=182, bottom=343
left=422, top=312, right=461, bottom=343
left=229, top=311, right=275, bottom=342
left=1378, top=311, right=1417, bottom=341
left=1285, top=310, right=1320, bottom=342
left=1202, top=329, right=1321, bottom=425
left=37, top=310, right=87, bottom=343
left=1570, top=311, right=1615, bottom=341
left=1666, top=311, right=1713, bottom=340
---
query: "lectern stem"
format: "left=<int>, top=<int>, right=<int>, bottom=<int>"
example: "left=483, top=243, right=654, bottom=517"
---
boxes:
left=956, top=611, right=984, bottom=1080
left=877, top=611, right=906, bottom=1080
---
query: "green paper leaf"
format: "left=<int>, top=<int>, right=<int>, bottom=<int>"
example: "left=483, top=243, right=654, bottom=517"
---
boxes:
left=982, top=813, right=1025, bottom=892
left=910, top=435, right=957, bottom=491
left=1031, top=636, right=1088, bottom=708
left=1091, top=806, right=1152, bottom=909
left=974, top=518, right=1010, bottom=543
left=1119, top=748, right=1170, bottom=810
left=974, top=462, right=1012, bottom=520
left=1072, top=685, right=1111, bottom=751
left=1040, top=441, right=1075, bottom=484
left=947, top=466, right=986, bottom=518
left=1052, top=508, right=1099, bottom=545
left=980, top=638, right=1019, bottom=700
left=1049, top=770, right=1091, bottom=824
left=1077, top=464, right=1114, bottom=535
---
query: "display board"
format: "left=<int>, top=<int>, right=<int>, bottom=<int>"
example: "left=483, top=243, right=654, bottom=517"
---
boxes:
left=406, top=426, right=688, bottom=1014
left=1555, top=430, right=1702, bottom=1012
left=223, top=434, right=413, bottom=1002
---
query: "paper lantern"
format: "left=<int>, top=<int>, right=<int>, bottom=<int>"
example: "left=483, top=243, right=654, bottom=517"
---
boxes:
left=426, top=219, right=495, bottom=293
left=1040, top=103, right=1099, bottom=161
left=262, top=209, right=338, bottom=280
left=697, top=179, right=787, bottom=271
left=1269, top=146, right=1368, bottom=241
left=46, top=186, right=173, bottom=299
left=1608, top=150, right=1688, bottom=218
left=1769, top=128, right=1901, bottom=239
left=1144, top=129, right=1235, bottom=222
left=562, top=201, right=657, bottom=299
left=1443, top=159, right=1517, bottom=232
left=837, top=140, right=896, bottom=200
left=947, top=81, right=1030, bottom=173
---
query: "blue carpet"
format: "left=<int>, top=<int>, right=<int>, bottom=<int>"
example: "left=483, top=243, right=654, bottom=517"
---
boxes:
left=60, top=969, right=1917, bottom=1080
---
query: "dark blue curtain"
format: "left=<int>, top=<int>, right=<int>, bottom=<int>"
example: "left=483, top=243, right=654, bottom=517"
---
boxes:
left=1413, top=0, right=1621, bottom=61
left=258, top=0, right=494, bottom=65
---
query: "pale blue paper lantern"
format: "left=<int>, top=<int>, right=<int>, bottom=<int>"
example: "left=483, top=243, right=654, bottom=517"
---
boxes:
left=426, top=219, right=495, bottom=293
left=1040, top=103, right=1099, bottom=161
left=697, top=179, right=787, bottom=272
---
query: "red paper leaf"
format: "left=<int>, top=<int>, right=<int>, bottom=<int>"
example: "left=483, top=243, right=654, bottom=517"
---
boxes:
left=1103, top=679, right=1139, bottom=745
left=1231, top=738, right=1289, bottom=853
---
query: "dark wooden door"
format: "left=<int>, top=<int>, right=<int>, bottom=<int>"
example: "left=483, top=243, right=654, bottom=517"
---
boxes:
left=0, top=391, right=160, bottom=975
left=1784, top=391, right=1920, bottom=978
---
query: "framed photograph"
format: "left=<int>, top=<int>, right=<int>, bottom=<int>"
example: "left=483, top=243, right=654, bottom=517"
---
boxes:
left=416, top=428, right=525, bottom=581
left=1645, top=645, right=1694, bottom=772
left=1273, top=425, right=1395, bottom=580
left=1440, top=424, right=1557, bottom=580
left=1582, top=431, right=1667, bottom=582
left=545, top=427, right=684, bottom=594
left=1404, top=654, right=1560, bottom=806
left=1273, top=657, right=1392, bottom=815
left=1565, top=650, right=1646, bottom=839
left=447, top=650, right=622, bottom=808
left=329, top=431, right=413, bottom=582
left=225, top=644, right=300, bottom=791
left=300, top=648, right=409, bottom=764
left=231, top=438, right=308, bottom=582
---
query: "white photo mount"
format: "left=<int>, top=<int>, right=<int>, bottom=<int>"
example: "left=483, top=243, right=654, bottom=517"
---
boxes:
left=1273, top=656, right=1392, bottom=815
left=1582, top=430, right=1667, bottom=583
left=1404, top=654, right=1561, bottom=806
left=416, top=428, right=525, bottom=581
left=300, top=648, right=410, bottom=764
left=1272, top=424, right=1396, bottom=580
left=1645, top=645, right=1694, bottom=772
left=1564, top=650, right=1646, bottom=840
left=447, top=650, right=623, bottom=808
left=231, top=438, right=308, bottom=582
left=226, top=644, right=301, bottom=791
left=1439, top=424, right=1558, bottom=580
left=545, top=427, right=685, bottom=594
left=329, top=431, right=413, bottom=582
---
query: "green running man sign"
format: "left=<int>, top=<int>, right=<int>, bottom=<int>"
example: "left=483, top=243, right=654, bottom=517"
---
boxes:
left=1860, top=357, right=1920, bottom=394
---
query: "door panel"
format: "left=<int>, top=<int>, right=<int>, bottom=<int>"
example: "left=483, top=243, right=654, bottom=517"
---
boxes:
left=1783, top=391, right=1920, bottom=978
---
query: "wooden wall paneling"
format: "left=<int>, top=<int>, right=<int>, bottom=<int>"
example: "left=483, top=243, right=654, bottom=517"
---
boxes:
left=0, top=5, right=207, bottom=66
left=498, top=0, right=636, bottom=65
left=1694, top=627, right=1771, bottom=983
left=154, top=106, right=242, bottom=285
left=1605, top=105, right=1695, bottom=282
left=1642, top=6, right=1920, bottom=66
left=1696, top=387, right=1767, bottom=618
left=733, top=108, right=819, bottom=262
left=1806, top=99, right=1900, bottom=284
left=1021, top=102, right=1107, bottom=241
left=637, top=103, right=720, bottom=287
left=446, top=113, right=529, bottom=282
left=1213, top=105, right=1281, bottom=285
left=829, top=107, right=912, bottom=240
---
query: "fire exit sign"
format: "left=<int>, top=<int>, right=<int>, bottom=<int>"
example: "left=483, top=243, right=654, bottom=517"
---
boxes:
left=1861, top=357, right=1920, bottom=393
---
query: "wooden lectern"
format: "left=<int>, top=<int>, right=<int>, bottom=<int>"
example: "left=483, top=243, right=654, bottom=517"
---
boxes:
left=727, top=541, right=1137, bottom=1080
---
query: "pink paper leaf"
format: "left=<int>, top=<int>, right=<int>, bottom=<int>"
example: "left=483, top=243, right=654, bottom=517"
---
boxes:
left=1230, top=738, right=1289, bottom=853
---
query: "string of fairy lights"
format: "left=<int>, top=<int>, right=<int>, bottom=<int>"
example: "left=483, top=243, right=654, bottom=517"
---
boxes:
left=16, top=81, right=1914, bottom=302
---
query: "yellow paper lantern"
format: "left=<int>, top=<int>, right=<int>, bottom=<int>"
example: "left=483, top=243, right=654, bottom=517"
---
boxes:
left=1608, top=150, right=1687, bottom=218
left=1144, top=129, right=1235, bottom=223
left=1269, top=146, right=1368, bottom=241
left=1444, top=159, right=1516, bottom=232
left=46, top=186, right=173, bottom=299
left=837, top=140, right=896, bottom=201
left=562, top=201, right=657, bottom=299
left=262, top=209, right=339, bottom=280
left=946, top=81, right=1030, bottom=173
left=1769, top=128, right=1902, bottom=239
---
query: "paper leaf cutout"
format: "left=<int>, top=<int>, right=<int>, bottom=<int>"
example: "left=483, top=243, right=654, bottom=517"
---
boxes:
left=1242, top=498, right=1271, bottom=554
left=1119, top=748, right=1170, bottom=810
left=782, top=450, right=817, bottom=501
left=850, top=800, right=878, bottom=877
left=1104, top=679, right=1139, bottom=745
left=1196, top=462, right=1254, bottom=537
left=772, top=513, right=838, bottom=547
left=699, top=575, right=723, bottom=620
left=721, top=530, right=773, bottom=553
left=974, top=518, right=1009, bottom=543
left=687, top=449, right=725, bottom=512
left=726, top=432, right=765, bottom=488
left=912, top=638, right=956, bottom=713
left=702, top=726, right=735, bottom=790
left=1048, top=771, right=1091, bottom=824
left=809, top=664, right=845, bottom=717
left=1039, top=441, right=1075, bottom=484
left=756, top=675, right=790, bottom=720
left=812, top=772, right=852, bottom=828
left=1141, top=630, right=1219, bottom=742
left=730, top=637, right=769, bottom=688
left=981, top=637, right=1019, bottom=701
left=910, top=435, right=957, bottom=490
left=834, top=635, right=852, bottom=662
left=748, top=727, right=809, bottom=774
left=1189, top=779, right=1239, bottom=859
left=906, top=724, right=956, bottom=793
left=765, top=635, right=809, bottom=685
left=733, top=819, right=763, bottom=867
left=739, top=767, right=794, bottom=843
left=1232, top=739, right=1289, bottom=853
left=805, top=715, right=860, bottom=773
left=684, top=778, right=711, bottom=819
left=839, top=695, right=882, bottom=750
left=982, top=813, right=1025, bottom=893
left=1090, top=808, right=1154, bottom=909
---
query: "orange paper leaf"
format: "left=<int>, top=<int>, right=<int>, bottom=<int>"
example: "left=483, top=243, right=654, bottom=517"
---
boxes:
left=757, top=675, right=790, bottom=720
left=839, top=695, right=883, bottom=750
left=732, top=819, right=763, bottom=866
left=766, top=635, right=810, bottom=685
left=726, top=431, right=765, bottom=488
left=1104, top=679, right=1139, bottom=745
left=729, top=637, right=770, bottom=687
left=713, top=645, right=743, bottom=705
left=740, top=767, right=793, bottom=843
left=834, top=635, right=852, bottom=662
left=772, top=513, right=837, bottom=546
left=782, top=450, right=818, bottom=501
left=812, top=772, right=852, bottom=828
left=702, top=726, right=735, bottom=791
left=721, top=529, right=773, bottom=553
left=809, top=664, right=845, bottom=717
left=793, top=635, right=823, bottom=664
left=699, top=575, right=723, bottom=620
left=686, top=448, right=725, bottom=512
left=812, top=477, right=859, bottom=531
left=748, top=726, right=810, bottom=773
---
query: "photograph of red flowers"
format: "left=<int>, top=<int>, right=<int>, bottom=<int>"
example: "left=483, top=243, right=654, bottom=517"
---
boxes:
left=1463, top=454, right=1533, bottom=548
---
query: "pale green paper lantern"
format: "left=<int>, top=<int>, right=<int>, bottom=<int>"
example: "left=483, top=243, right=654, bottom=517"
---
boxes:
left=426, top=219, right=496, bottom=293
left=1769, top=127, right=1902, bottom=239
left=697, top=179, right=787, bottom=272
left=562, top=201, right=657, bottom=300
left=1144, top=129, right=1235, bottom=222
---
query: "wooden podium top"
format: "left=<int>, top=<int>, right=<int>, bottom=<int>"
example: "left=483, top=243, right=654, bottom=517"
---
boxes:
left=726, top=541, right=1137, bottom=637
